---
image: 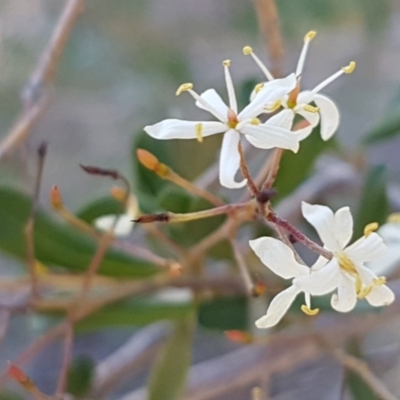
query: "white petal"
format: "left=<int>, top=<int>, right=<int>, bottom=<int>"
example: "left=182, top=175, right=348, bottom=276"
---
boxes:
left=239, top=74, right=297, bottom=120
left=219, top=130, right=246, bottom=189
left=296, top=107, right=320, bottom=128
left=367, top=245, right=400, bottom=275
left=266, top=109, right=295, bottom=129
left=294, top=260, right=340, bottom=295
left=345, top=233, right=387, bottom=264
left=95, top=214, right=133, bottom=237
left=356, top=264, right=377, bottom=285
left=294, top=124, right=313, bottom=141
left=195, top=89, right=229, bottom=119
left=311, top=255, right=329, bottom=271
left=249, top=237, right=309, bottom=279
left=334, top=207, right=353, bottom=249
left=241, top=123, right=299, bottom=152
left=255, top=285, right=301, bottom=329
left=301, top=202, right=341, bottom=251
left=223, top=65, right=237, bottom=113
left=313, top=94, right=340, bottom=141
left=330, top=273, right=357, bottom=312
left=144, top=119, right=226, bottom=139
left=366, top=284, right=395, bottom=307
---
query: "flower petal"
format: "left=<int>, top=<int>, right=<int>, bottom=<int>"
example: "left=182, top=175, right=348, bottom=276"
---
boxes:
left=241, top=123, right=299, bottom=152
left=95, top=214, right=133, bottom=237
left=294, top=259, right=340, bottom=295
left=219, top=130, right=246, bottom=189
left=330, top=273, right=357, bottom=312
left=239, top=74, right=297, bottom=120
left=249, top=237, right=309, bottom=279
left=345, top=233, right=387, bottom=264
left=144, top=119, right=226, bottom=139
left=255, top=285, right=301, bottom=329
left=301, top=202, right=341, bottom=251
left=334, top=206, right=353, bottom=248
left=366, top=284, right=395, bottom=307
left=266, top=109, right=295, bottom=129
left=195, top=89, right=229, bottom=119
left=313, top=94, right=340, bottom=141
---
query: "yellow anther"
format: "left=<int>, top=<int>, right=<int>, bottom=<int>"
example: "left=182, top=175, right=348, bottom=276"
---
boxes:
left=342, top=61, right=356, bottom=74
left=250, top=118, right=261, bottom=125
left=355, top=275, right=363, bottom=294
left=265, top=99, right=281, bottom=112
left=357, top=285, right=373, bottom=299
left=254, top=83, right=264, bottom=94
left=364, top=222, right=379, bottom=237
left=195, top=123, right=203, bottom=143
left=373, top=276, right=387, bottom=286
left=176, top=83, right=193, bottom=96
left=223, top=59, right=231, bottom=67
left=243, top=46, right=253, bottom=55
left=304, top=30, right=317, bottom=41
left=303, top=104, right=319, bottom=113
left=301, top=305, right=320, bottom=316
left=387, top=213, right=400, bottom=223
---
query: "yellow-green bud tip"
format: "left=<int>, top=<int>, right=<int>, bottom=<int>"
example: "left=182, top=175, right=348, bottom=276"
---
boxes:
left=342, top=61, right=356, bottom=74
left=304, top=30, right=317, bottom=41
left=223, top=59, right=231, bottom=67
left=243, top=46, right=253, bottom=55
left=176, top=82, right=193, bottom=96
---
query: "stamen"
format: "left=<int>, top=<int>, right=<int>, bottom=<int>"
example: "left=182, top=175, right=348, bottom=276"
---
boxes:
left=355, top=275, right=363, bottom=294
left=301, top=305, right=320, bottom=316
left=364, top=222, right=379, bottom=237
left=254, top=83, right=264, bottom=94
left=357, top=285, right=373, bottom=299
left=387, top=213, right=400, bottom=223
left=195, top=123, right=203, bottom=143
left=242, top=45, right=274, bottom=81
left=287, top=82, right=300, bottom=109
left=373, top=276, right=386, bottom=286
left=337, top=253, right=357, bottom=274
left=227, top=108, right=238, bottom=129
left=296, top=30, right=317, bottom=77
left=176, top=83, right=193, bottom=96
left=265, top=99, right=281, bottom=112
left=342, top=61, right=356, bottom=74
left=250, top=118, right=261, bottom=125
left=223, top=59, right=237, bottom=113
left=303, top=104, right=319, bottom=113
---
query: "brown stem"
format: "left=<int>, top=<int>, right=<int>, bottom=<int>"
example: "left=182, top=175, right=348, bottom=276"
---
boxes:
left=230, top=238, right=254, bottom=296
left=0, top=0, right=85, bottom=159
left=238, top=142, right=259, bottom=197
left=254, top=0, right=284, bottom=78
left=55, top=321, right=74, bottom=398
left=267, top=212, right=333, bottom=260
left=262, top=148, right=283, bottom=190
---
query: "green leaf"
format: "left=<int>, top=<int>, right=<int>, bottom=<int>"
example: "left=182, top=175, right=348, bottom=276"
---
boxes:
left=199, top=297, right=248, bottom=331
left=364, top=87, right=400, bottom=143
left=353, top=165, right=388, bottom=238
left=67, top=356, right=95, bottom=397
left=148, top=315, right=195, bottom=400
left=0, top=187, right=158, bottom=277
left=274, top=127, right=335, bottom=200
left=76, top=296, right=195, bottom=333
left=0, top=393, right=23, bottom=400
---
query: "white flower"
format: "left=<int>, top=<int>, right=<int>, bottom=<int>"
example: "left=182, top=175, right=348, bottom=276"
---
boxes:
left=144, top=60, right=300, bottom=189
left=294, top=203, right=395, bottom=312
left=368, top=215, right=400, bottom=276
left=249, top=237, right=317, bottom=329
left=94, top=193, right=138, bottom=237
left=244, top=31, right=356, bottom=141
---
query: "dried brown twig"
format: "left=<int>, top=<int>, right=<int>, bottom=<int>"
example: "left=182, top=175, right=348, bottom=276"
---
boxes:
left=0, top=0, right=85, bottom=159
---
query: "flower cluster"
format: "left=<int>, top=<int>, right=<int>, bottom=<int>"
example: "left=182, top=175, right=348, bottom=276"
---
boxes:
left=143, top=30, right=396, bottom=329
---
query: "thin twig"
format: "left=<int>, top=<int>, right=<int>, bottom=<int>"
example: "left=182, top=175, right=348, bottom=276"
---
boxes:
left=254, top=0, right=284, bottom=78
left=55, top=322, right=74, bottom=399
left=0, top=0, right=85, bottom=159
left=24, top=142, right=48, bottom=300
left=332, top=348, right=397, bottom=400
left=262, top=148, right=283, bottom=190
left=230, top=238, right=254, bottom=296
left=238, top=142, right=259, bottom=197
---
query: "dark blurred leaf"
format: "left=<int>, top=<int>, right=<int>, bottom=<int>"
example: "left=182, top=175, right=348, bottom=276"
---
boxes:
left=274, top=127, right=335, bottom=200
left=67, top=356, right=95, bottom=397
left=0, top=393, right=23, bottom=400
left=76, top=296, right=195, bottom=332
left=347, top=371, right=380, bottom=400
left=0, top=187, right=158, bottom=277
left=353, top=165, right=388, bottom=238
left=199, top=297, right=248, bottom=331
left=148, top=315, right=195, bottom=400
left=364, top=87, right=400, bottom=143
